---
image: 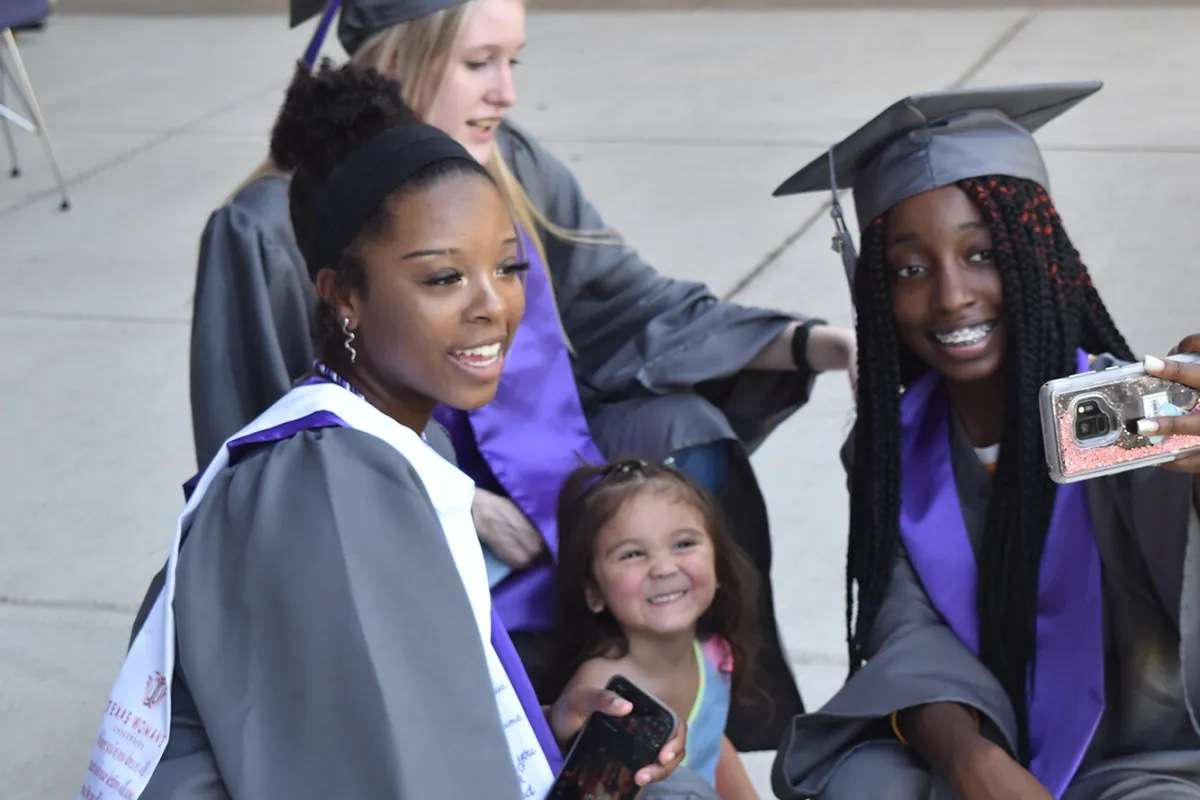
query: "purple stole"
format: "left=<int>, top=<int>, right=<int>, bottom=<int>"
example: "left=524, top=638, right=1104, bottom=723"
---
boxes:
left=898, top=351, right=1104, bottom=798
left=222, top=408, right=563, bottom=773
left=435, top=233, right=604, bottom=633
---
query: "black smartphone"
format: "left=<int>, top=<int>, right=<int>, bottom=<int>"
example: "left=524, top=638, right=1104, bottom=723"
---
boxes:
left=546, top=674, right=678, bottom=800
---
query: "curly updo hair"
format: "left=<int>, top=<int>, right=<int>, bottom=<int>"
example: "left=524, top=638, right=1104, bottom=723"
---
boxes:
left=268, top=60, right=493, bottom=368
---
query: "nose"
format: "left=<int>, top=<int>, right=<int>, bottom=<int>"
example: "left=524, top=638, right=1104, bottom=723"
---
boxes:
left=933, top=261, right=975, bottom=315
left=486, top=61, right=518, bottom=109
left=466, top=272, right=508, bottom=322
left=648, top=552, right=678, bottom=579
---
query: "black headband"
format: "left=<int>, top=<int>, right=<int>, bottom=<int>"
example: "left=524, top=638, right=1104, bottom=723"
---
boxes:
left=312, top=123, right=477, bottom=275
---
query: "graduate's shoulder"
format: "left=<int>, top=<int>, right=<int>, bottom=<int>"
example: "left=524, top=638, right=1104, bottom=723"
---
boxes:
left=231, top=423, right=428, bottom=494
left=496, top=120, right=576, bottom=192
left=203, top=173, right=294, bottom=244
left=193, top=425, right=437, bottom=541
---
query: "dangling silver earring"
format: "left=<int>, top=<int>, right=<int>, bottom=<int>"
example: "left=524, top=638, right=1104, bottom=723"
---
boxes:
left=341, top=317, right=357, bottom=364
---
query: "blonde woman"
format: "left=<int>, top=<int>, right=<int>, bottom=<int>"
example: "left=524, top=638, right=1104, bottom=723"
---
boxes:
left=190, top=0, right=854, bottom=749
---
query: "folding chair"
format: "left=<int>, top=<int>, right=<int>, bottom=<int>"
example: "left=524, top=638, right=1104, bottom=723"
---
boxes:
left=1, top=0, right=69, bottom=210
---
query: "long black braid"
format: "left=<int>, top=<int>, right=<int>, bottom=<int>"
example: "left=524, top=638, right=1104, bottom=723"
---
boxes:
left=845, top=176, right=1133, bottom=762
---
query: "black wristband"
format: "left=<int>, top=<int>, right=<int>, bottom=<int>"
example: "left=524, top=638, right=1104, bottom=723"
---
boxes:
left=790, top=318, right=828, bottom=372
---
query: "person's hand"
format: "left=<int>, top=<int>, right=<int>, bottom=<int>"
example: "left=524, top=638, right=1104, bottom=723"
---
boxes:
left=949, top=738, right=1052, bottom=800
left=808, top=324, right=858, bottom=390
left=547, top=685, right=687, bottom=787
left=1141, top=334, right=1200, bottom=474
left=471, top=488, right=544, bottom=568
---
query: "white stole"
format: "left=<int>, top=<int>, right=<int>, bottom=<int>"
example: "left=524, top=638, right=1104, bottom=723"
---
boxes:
left=79, top=383, right=553, bottom=799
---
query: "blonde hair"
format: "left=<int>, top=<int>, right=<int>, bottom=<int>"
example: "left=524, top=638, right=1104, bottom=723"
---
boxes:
left=237, top=0, right=614, bottom=267
left=351, top=6, right=467, bottom=114
left=354, top=0, right=614, bottom=269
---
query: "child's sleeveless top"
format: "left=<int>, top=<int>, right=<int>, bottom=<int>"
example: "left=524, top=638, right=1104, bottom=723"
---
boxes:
left=682, top=636, right=733, bottom=786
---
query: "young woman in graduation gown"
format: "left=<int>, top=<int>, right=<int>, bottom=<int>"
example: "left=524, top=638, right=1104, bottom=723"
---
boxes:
left=770, top=83, right=1200, bottom=800
left=80, top=64, right=686, bottom=800
left=189, top=0, right=856, bottom=747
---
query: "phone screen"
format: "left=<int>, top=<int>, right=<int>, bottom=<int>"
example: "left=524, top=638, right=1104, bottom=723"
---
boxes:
left=546, top=676, right=677, bottom=800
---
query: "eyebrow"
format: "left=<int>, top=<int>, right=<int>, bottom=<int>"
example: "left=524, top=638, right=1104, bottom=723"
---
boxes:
left=604, top=538, right=643, bottom=557
left=603, top=528, right=705, bottom=556
left=402, top=248, right=457, bottom=260
left=887, top=221, right=989, bottom=247
left=401, top=237, right=519, bottom=261
left=464, top=42, right=527, bottom=54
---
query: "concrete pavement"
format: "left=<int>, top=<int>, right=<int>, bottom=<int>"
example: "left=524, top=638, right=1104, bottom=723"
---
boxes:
left=2, top=6, right=1198, bottom=797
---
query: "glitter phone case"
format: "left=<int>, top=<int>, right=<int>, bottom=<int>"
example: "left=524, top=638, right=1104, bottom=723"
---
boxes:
left=1040, top=354, right=1200, bottom=484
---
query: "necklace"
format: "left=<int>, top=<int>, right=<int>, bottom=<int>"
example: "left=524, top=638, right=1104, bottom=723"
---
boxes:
left=313, top=360, right=364, bottom=399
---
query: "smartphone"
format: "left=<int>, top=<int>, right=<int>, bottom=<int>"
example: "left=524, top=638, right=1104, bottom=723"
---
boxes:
left=1040, top=354, right=1200, bottom=483
left=546, top=675, right=678, bottom=800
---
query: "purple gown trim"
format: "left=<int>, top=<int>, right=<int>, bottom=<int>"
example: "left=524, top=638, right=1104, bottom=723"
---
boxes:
left=435, top=232, right=604, bottom=632
left=898, top=350, right=1104, bottom=798
left=181, top=408, right=346, bottom=500
left=301, top=0, right=341, bottom=69
left=492, top=606, right=564, bottom=773
left=219, top=385, right=559, bottom=774
left=225, top=410, right=348, bottom=458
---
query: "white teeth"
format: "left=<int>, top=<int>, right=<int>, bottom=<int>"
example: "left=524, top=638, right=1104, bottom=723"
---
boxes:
left=934, top=321, right=996, bottom=347
left=451, top=343, right=501, bottom=368
left=455, top=343, right=501, bottom=358
left=648, top=590, right=686, bottom=606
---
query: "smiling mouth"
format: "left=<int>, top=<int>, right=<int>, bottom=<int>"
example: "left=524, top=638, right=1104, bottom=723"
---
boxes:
left=449, top=342, right=501, bottom=368
left=647, top=589, right=687, bottom=606
left=466, top=117, right=500, bottom=133
left=930, top=321, right=997, bottom=348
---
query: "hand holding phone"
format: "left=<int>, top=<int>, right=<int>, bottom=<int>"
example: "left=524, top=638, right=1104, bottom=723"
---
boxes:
left=1040, top=353, right=1200, bottom=483
left=547, top=675, right=679, bottom=800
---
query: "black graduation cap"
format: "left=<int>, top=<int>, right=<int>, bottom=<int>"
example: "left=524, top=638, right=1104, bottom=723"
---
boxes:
left=290, top=0, right=469, bottom=64
left=339, top=0, right=471, bottom=55
left=772, top=82, right=1102, bottom=285
left=290, top=0, right=329, bottom=28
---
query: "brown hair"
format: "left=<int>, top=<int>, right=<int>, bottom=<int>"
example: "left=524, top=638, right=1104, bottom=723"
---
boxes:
left=549, top=460, right=763, bottom=706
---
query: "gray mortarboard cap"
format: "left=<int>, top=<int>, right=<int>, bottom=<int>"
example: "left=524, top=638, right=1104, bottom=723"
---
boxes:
left=338, top=0, right=471, bottom=55
left=290, top=0, right=330, bottom=27
left=772, top=82, right=1101, bottom=286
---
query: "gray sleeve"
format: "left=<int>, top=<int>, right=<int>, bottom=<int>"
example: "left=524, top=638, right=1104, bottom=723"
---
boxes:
left=189, top=187, right=314, bottom=468
left=1096, top=466, right=1200, bottom=739
left=156, top=428, right=520, bottom=798
left=772, top=545, right=1018, bottom=799
left=141, top=683, right=230, bottom=799
left=501, top=125, right=815, bottom=445
left=423, top=419, right=457, bottom=465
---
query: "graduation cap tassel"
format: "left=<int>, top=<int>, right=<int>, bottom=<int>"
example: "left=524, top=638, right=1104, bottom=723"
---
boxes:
left=302, top=0, right=342, bottom=70
left=826, top=147, right=859, bottom=291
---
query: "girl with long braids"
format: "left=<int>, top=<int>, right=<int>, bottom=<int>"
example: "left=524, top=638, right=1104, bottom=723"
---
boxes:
left=770, top=83, right=1200, bottom=799
left=82, top=63, right=684, bottom=799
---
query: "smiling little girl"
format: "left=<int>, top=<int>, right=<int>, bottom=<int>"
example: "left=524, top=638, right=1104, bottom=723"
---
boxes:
left=551, top=460, right=763, bottom=799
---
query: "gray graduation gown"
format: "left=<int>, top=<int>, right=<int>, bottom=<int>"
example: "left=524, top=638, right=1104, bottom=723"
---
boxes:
left=138, top=426, right=523, bottom=798
left=188, top=123, right=813, bottom=468
left=772, top=421, right=1200, bottom=800
left=495, top=123, right=812, bottom=460
left=189, top=174, right=312, bottom=467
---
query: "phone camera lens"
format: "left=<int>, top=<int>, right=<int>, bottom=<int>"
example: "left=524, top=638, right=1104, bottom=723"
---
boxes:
left=1074, top=399, right=1113, bottom=441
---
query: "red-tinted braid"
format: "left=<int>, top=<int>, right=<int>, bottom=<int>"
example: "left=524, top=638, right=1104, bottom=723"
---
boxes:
left=845, top=176, right=1132, bottom=764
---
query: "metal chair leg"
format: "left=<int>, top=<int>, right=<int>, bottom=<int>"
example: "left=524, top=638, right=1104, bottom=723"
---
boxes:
left=1, top=28, right=69, bottom=209
left=0, top=59, right=21, bottom=178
